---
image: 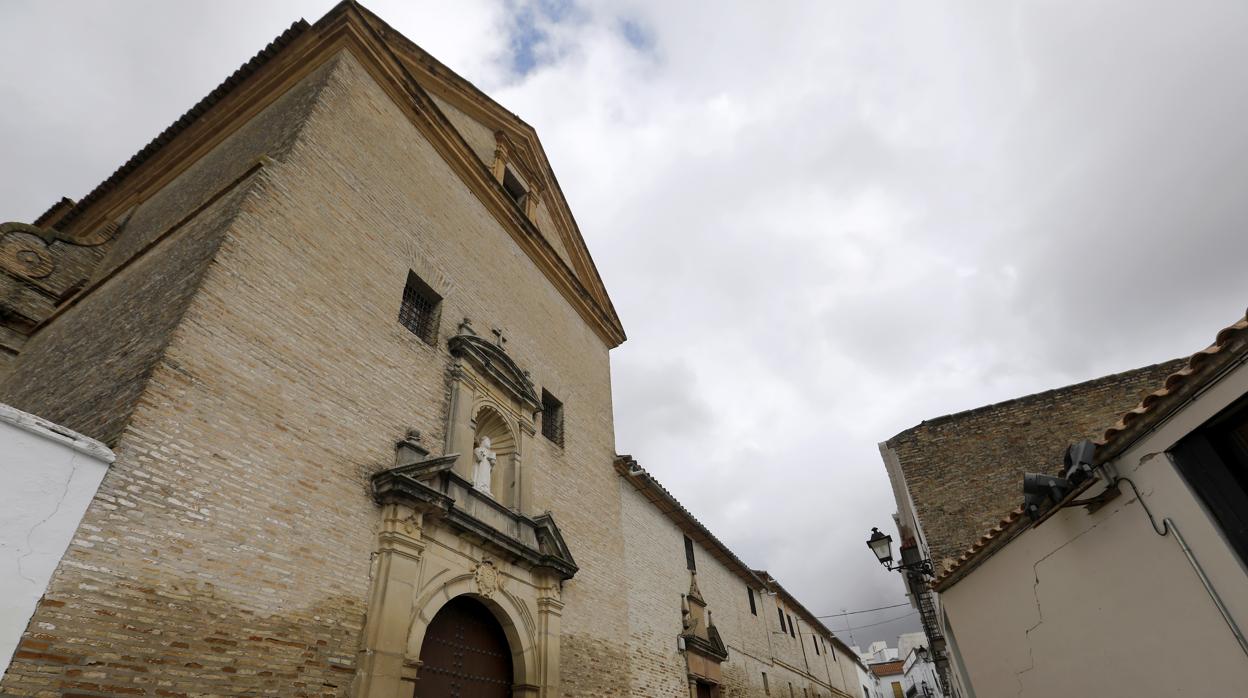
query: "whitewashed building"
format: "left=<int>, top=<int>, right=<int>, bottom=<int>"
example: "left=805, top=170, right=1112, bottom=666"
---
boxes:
left=0, top=403, right=113, bottom=676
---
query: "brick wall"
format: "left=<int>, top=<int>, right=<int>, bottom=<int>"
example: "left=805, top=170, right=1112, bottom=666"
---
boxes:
left=619, top=480, right=854, bottom=697
left=0, top=57, right=335, bottom=447
left=883, top=359, right=1187, bottom=569
left=1, top=48, right=630, bottom=696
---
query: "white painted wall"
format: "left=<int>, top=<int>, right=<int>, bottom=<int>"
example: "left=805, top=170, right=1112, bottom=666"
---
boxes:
left=855, top=661, right=883, bottom=698
left=939, top=357, right=1248, bottom=696
left=902, top=648, right=943, bottom=697
left=0, top=403, right=113, bottom=676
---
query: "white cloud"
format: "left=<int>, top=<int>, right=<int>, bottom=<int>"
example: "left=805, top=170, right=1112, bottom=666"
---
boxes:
left=4, top=0, right=1248, bottom=646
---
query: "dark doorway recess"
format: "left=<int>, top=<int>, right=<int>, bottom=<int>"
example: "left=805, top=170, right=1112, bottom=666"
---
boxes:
left=415, top=596, right=513, bottom=698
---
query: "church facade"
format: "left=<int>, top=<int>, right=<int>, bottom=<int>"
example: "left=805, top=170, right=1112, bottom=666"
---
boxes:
left=0, top=4, right=863, bottom=696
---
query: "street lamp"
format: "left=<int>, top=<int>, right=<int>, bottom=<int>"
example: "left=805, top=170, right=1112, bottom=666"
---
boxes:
left=866, top=527, right=894, bottom=566
left=866, top=527, right=935, bottom=576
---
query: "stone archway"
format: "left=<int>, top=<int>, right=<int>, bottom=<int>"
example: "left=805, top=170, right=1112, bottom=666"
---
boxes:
left=415, top=595, right=513, bottom=697
left=405, top=575, right=541, bottom=698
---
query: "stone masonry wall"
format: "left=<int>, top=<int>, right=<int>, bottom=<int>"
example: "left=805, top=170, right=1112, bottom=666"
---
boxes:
left=619, top=481, right=853, bottom=697
left=884, top=358, right=1188, bottom=570
left=0, top=58, right=336, bottom=447
left=2, top=48, right=629, bottom=696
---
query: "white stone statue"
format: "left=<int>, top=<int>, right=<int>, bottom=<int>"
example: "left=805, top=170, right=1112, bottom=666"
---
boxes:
left=472, top=436, right=497, bottom=496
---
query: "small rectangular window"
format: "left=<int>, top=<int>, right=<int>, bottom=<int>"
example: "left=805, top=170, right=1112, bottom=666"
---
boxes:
left=503, top=167, right=528, bottom=208
left=541, top=389, right=564, bottom=446
left=777, top=607, right=786, bottom=631
left=748, top=587, right=757, bottom=615
left=762, top=672, right=770, bottom=695
left=398, top=271, right=441, bottom=345
left=684, top=535, right=696, bottom=571
left=788, top=614, right=796, bottom=638
left=813, top=634, right=819, bottom=655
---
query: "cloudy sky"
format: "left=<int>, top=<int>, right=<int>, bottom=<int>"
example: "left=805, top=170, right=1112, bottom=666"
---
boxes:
left=4, top=0, right=1248, bottom=647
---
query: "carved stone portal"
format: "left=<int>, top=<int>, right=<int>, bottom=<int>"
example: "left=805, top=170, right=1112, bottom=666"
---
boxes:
left=445, top=327, right=540, bottom=512
left=354, top=440, right=577, bottom=698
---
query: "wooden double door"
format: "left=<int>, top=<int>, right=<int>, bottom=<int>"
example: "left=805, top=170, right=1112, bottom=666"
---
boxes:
left=415, top=596, right=513, bottom=697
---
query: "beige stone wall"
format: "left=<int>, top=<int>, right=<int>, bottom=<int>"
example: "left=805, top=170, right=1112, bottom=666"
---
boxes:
left=0, top=28, right=861, bottom=698
left=2, top=47, right=629, bottom=696
left=619, top=481, right=852, bottom=697
left=939, top=357, right=1248, bottom=697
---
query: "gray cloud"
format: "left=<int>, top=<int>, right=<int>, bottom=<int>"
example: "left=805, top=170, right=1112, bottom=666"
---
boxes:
left=5, top=0, right=1248, bottom=647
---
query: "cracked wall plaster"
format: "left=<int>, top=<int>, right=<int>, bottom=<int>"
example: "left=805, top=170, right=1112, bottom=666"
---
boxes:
left=0, top=402, right=113, bottom=677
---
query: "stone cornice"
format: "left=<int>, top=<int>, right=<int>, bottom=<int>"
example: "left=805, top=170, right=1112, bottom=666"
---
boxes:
left=371, top=464, right=578, bottom=580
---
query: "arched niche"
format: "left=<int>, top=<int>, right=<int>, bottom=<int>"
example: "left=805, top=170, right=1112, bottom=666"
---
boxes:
left=473, top=403, right=518, bottom=507
left=445, top=329, right=539, bottom=514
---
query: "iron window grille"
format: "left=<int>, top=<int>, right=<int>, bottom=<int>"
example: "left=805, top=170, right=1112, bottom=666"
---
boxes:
left=541, top=389, right=564, bottom=447
left=398, top=271, right=441, bottom=345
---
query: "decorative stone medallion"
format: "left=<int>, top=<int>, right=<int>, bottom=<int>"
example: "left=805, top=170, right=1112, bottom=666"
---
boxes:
left=0, top=234, right=54, bottom=279
left=474, top=559, right=500, bottom=598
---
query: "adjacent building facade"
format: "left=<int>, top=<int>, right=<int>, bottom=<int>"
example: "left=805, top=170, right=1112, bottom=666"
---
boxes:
left=0, top=3, right=865, bottom=696
left=880, top=310, right=1248, bottom=696
left=0, top=404, right=114, bottom=678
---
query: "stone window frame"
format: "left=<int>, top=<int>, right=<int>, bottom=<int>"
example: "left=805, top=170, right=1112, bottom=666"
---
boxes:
left=541, top=388, right=564, bottom=448
left=491, top=135, right=542, bottom=222
left=398, top=269, right=442, bottom=345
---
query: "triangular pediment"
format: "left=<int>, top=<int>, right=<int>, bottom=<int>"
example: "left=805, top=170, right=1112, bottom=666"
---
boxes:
left=531, top=512, right=577, bottom=572
left=28, top=1, right=626, bottom=348
left=344, top=3, right=624, bottom=345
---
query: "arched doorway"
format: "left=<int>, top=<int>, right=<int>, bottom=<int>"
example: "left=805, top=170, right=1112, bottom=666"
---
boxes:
left=415, top=596, right=514, bottom=697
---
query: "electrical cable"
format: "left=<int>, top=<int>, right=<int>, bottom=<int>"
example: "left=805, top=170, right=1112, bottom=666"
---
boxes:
left=830, top=610, right=918, bottom=632
left=814, top=601, right=911, bottom=619
left=1117, top=476, right=1248, bottom=660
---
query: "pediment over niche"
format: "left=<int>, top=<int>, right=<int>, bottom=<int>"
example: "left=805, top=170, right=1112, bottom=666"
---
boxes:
left=449, top=333, right=540, bottom=411
left=532, top=513, right=577, bottom=572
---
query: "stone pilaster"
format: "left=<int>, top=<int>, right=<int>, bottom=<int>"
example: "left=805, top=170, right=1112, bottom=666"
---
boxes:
left=535, top=574, right=565, bottom=698
left=444, top=364, right=476, bottom=481
left=352, top=504, right=427, bottom=698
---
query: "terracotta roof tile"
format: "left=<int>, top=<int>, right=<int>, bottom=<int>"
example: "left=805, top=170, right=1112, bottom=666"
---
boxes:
left=930, top=307, right=1248, bottom=591
left=870, top=660, right=905, bottom=677
left=1094, top=311, right=1248, bottom=457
